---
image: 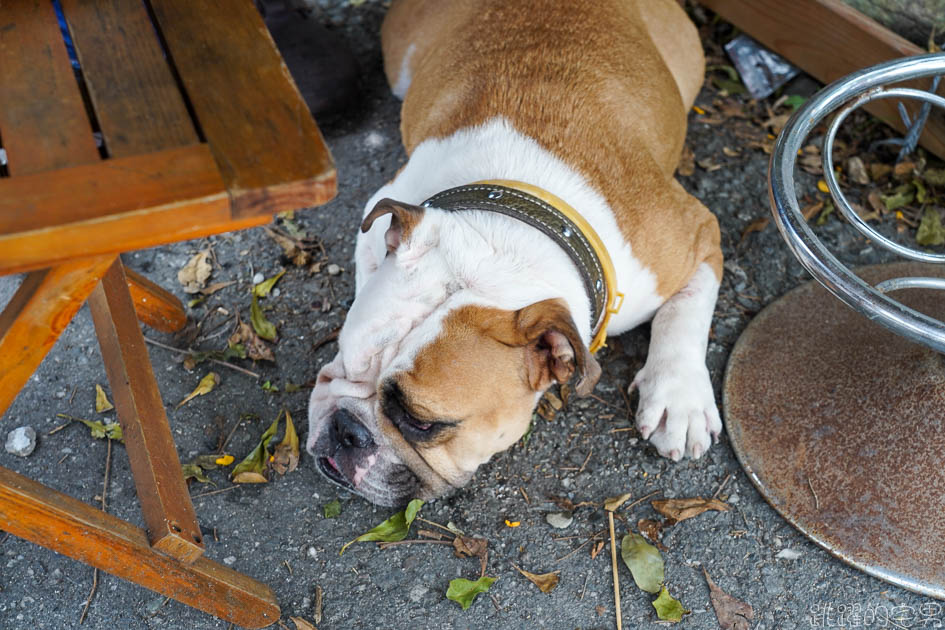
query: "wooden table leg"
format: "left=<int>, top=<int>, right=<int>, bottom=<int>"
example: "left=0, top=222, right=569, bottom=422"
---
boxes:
left=0, top=465, right=280, bottom=628
left=125, top=267, right=188, bottom=333
left=88, top=258, right=204, bottom=564
left=0, top=256, right=116, bottom=419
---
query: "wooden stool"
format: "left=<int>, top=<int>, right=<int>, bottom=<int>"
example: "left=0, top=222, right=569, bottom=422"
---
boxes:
left=0, top=1, right=336, bottom=626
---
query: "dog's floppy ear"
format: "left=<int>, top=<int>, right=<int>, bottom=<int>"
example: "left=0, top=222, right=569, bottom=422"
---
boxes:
left=361, top=198, right=426, bottom=252
left=489, top=298, right=600, bottom=396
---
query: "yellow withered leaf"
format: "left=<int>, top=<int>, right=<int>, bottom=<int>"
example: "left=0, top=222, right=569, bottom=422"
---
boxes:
left=176, top=372, right=220, bottom=409
left=95, top=384, right=114, bottom=413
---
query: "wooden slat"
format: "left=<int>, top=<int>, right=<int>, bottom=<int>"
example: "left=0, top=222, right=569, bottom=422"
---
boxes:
left=88, top=259, right=203, bottom=563
left=0, top=257, right=116, bottom=419
left=0, top=0, right=99, bottom=175
left=0, top=465, right=280, bottom=628
left=59, top=0, right=198, bottom=156
left=0, top=144, right=240, bottom=275
left=701, top=0, right=945, bottom=160
left=126, top=268, right=188, bottom=333
left=147, top=0, right=337, bottom=216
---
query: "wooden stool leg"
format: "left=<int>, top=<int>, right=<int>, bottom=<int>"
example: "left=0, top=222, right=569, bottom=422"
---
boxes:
left=125, top=267, right=188, bottom=333
left=0, top=257, right=116, bottom=419
left=0, top=465, right=280, bottom=628
left=88, top=258, right=203, bottom=563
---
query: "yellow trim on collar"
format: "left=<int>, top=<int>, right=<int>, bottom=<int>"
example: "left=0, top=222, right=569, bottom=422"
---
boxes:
left=474, top=179, right=624, bottom=354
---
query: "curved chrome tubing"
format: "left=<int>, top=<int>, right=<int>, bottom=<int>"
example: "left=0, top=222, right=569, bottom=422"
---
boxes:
left=769, top=53, right=945, bottom=352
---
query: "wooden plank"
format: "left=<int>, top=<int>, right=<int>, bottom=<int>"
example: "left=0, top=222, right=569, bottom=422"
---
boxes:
left=59, top=0, right=199, bottom=156
left=700, top=0, right=945, bottom=160
left=0, top=144, right=238, bottom=274
left=0, top=257, right=116, bottom=419
left=147, top=0, right=337, bottom=216
left=0, top=0, right=99, bottom=175
left=126, top=268, right=188, bottom=333
left=88, top=259, right=203, bottom=563
left=0, top=465, right=280, bottom=628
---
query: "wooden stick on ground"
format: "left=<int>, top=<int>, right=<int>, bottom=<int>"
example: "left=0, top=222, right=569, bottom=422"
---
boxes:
left=608, top=510, right=622, bottom=630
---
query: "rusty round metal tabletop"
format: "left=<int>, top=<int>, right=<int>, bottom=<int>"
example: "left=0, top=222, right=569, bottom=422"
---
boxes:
left=724, top=262, right=945, bottom=599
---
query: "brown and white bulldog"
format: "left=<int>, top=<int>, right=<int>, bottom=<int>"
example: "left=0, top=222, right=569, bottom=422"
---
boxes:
left=307, top=0, right=723, bottom=506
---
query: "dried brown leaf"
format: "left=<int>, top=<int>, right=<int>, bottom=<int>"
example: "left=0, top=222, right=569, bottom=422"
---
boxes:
left=652, top=497, right=729, bottom=524
left=604, top=492, right=632, bottom=512
left=893, top=161, right=916, bottom=180
left=229, top=320, right=275, bottom=362
left=269, top=409, right=300, bottom=476
left=801, top=200, right=824, bottom=222
left=638, top=518, right=669, bottom=551
left=845, top=156, right=869, bottom=185
left=453, top=535, right=489, bottom=576
left=867, top=190, right=886, bottom=215
left=178, top=250, right=212, bottom=294
left=704, top=568, right=754, bottom=630
left=513, top=565, right=560, bottom=594
left=590, top=540, right=605, bottom=559
left=738, top=217, right=769, bottom=245
left=870, top=163, right=892, bottom=181
left=290, top=616, right=318, bottom=630
left=201, top=281, right=234, bottom=296
left=696, top=157, right=722, bottom=172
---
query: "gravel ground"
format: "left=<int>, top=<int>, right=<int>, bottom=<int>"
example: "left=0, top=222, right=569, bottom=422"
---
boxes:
left=1, top=2, right=942, bottom=629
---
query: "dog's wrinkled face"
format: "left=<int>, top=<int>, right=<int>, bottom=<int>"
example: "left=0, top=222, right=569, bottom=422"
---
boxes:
left=307, top=199, right=600, bottom=506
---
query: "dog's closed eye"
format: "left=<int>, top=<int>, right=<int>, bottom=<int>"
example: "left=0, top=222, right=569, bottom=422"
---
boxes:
left=382, top=381, right=453, bottom=442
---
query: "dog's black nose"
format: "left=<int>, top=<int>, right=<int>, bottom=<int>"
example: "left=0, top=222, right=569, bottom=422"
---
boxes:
left=331, top=408, right=374, bottom=449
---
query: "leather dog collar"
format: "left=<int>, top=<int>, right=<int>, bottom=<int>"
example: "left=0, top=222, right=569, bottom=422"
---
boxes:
left=421, top=180, right=623, bottom=353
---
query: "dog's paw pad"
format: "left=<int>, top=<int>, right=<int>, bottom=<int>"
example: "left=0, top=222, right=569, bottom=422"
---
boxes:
left=631, top=360, right=721, bottom=461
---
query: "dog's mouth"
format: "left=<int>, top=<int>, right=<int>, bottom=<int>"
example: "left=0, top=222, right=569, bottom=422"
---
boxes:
left=317, top=456, right=355, bottom=490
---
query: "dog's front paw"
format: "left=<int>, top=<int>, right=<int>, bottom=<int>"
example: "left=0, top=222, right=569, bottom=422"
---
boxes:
left=630, top=358, right=721, bottom=461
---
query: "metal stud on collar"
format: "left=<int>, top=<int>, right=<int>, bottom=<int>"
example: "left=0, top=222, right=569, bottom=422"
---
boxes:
left=487, top=190, right=503, bottom=199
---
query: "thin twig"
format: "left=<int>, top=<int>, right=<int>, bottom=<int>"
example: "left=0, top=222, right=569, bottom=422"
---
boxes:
left=218, top=418, right=245, bottom=454
left=192, top=485, right=241, bottom=499
left=579, top=572, right=590, bottom=600
left=587, top=394, right=626, bottom=413
left=143, top=337, right=260, bottom=379
left=555, top=532, right=606, bottom=563
left=80, top=438, right=112, bottom=625
left=519, top=487, right=530, bottom=504
left=415, top=517, right=457, bottom=536
left=713, top=473, right=733, bottom=499
left=377, top=539, right=454, bottom=550
left=578, top=448, right=593, bottom=473
left=622, top=490, right=660, bottom=512
left=68, top=386, right=78, bottom=405
left=608, top=510, right=623, bottom=630
left=48, top=422, right=70, bottom=436
left=808, top=476, right=820, bottom=510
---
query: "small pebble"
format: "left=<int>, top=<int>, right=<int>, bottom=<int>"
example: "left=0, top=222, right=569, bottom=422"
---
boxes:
left=546, top=511, right=574, bottom=529
left=252, top=272, right=265, bottom=284
left=223, top=555, right=237, bottom=565
left=327, top=264, right=341, bottom=276
left=5, top=427, right=36, bottom=457
left=775, top=548, right=802, bottom=560
left=272, top=288, right=281, bottom=297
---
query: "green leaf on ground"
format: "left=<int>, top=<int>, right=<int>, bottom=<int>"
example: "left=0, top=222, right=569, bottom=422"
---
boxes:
left=57, top=414, right=123, bottom=441
left=621, top=533, right=665, bottom=594
left=261, top=380, right=279, bottom=393
left=652, top=585, right=689, bottom=622
left=252, top=269, right=286, bottom=298
left=881, top=184, right=915, bottom=211
left=340, top=499, right=424, bottom=554
left=323, top=499, right=342, bottom=519
left=250, top=294, right=277, bottom=341
left=917, top=207, right=945, bottom=246
left=231, top=413, right=281, bottom=483
left=446, top=576, right=497, bottom=610
left=181, top=463, right=214, bottom=485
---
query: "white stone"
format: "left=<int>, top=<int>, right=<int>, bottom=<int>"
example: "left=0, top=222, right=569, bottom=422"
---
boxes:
left=252, top=272, right=265, bottom=284
left=223, top=555, right=237, bottom=565
left=5, top=426, right=36, bottom=457
left=327, top=264, right=341, bottom=276
left=775, top=548, right=802, bottom=560
left=545, top=511, right=574, bottom=529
